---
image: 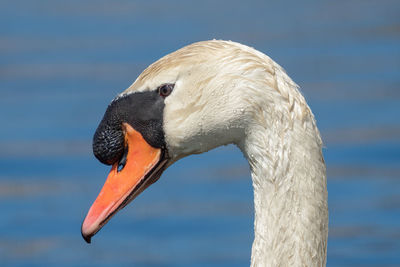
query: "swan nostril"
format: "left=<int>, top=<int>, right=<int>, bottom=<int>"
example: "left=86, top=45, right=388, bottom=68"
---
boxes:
left=117, top=146, right=128, bottom=172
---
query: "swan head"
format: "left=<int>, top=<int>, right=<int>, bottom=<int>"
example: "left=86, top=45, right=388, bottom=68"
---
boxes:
left=128, top=41, right=257, bottom=161
left=81, top=40, right=279, bottom=243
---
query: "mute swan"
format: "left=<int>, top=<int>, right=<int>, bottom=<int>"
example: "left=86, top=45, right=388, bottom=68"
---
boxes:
left=82, top=40, right=328, bottom=266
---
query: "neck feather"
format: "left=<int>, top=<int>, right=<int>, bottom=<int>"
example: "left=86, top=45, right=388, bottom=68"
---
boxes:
left=238, top=104, right=328, bottom=267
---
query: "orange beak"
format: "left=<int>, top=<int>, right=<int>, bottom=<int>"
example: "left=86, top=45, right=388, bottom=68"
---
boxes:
left=81, top=123, right=168, bottom=243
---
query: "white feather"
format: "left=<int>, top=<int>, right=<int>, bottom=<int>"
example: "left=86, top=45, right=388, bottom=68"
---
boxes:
left=124, top=40, right=328, bottom=267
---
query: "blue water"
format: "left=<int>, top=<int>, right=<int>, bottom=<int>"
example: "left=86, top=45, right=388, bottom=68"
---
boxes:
left=1, top=1, right=399, bottom=266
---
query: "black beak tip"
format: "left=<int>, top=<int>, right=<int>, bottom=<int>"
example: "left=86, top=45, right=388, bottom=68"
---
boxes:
left=81, top=231, right=92, bottom=244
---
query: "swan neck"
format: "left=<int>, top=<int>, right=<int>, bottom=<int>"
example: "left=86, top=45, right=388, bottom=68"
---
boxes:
left=241, top=117, right=328, bottom=267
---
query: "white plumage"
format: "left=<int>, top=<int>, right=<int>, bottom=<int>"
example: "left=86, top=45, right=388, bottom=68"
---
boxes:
left=123, top=40, right=328, bottom=266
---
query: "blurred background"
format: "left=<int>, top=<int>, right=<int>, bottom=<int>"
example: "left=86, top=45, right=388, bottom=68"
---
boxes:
left=1, top=0, right=399, bottom=266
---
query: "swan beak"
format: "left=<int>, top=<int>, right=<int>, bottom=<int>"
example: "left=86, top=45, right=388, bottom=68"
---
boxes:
left=81, top=123, right=168, bottom=243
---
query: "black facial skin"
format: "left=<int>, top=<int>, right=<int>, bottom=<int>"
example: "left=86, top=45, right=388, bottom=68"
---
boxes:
left=92, top=90, right=166, bottom=166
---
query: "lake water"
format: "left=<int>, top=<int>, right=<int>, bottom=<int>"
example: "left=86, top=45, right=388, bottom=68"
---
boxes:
left=1, top=1, right=399, bottom=266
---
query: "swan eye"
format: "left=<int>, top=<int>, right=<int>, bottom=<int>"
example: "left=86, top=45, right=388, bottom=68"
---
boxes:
left=158, top=84, right=174, bottom=97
